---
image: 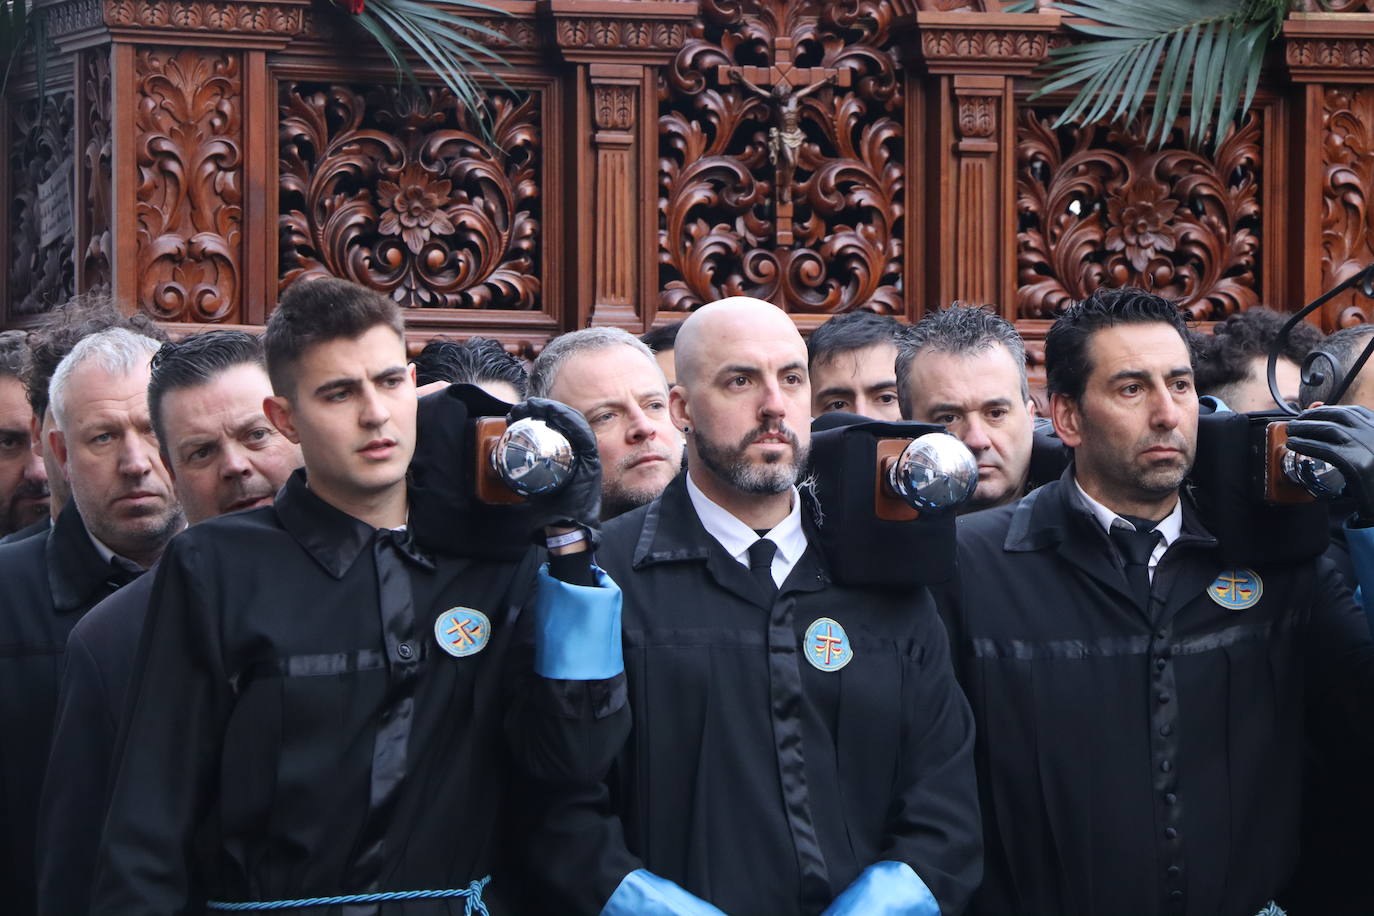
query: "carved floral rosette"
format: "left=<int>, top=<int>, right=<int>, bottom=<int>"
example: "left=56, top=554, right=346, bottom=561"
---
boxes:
left=658, top=0, right=904, bottom=314
left=1015, top=109, right=1262, bottom=321
left=279, top=84, right=541, bottom=310
left=9, top=93, right=77, bottom=315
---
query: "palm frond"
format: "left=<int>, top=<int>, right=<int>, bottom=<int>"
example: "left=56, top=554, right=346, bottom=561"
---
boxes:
left=1032, top=0, right=1287, bottom=148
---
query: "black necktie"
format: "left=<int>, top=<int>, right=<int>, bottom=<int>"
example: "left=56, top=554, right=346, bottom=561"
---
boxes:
left=104, top=557, right=143, bottom=590
left=748, top=538, right=778, bottom=601
left=1110, top=523, right=1161, bottom=606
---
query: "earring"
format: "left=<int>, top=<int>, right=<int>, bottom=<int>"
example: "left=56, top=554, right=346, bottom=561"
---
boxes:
left=682, top=426, right=690, bottom=433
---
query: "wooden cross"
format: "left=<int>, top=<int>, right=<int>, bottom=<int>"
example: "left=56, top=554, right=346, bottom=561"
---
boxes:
left=716, top=37, right=851, bottom=247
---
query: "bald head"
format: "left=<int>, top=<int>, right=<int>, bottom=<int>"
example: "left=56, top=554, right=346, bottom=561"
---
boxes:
left=674, top=297, right=804, bottom=390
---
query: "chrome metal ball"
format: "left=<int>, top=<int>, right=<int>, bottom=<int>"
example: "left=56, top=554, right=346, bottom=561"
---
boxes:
left=491, top=417, right=575, bottom=497
left=888, top=432, right=979, bottom=514
left=1281, top=447, right=1346, bottom=500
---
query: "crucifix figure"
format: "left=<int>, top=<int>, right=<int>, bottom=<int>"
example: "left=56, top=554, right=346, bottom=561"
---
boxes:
left=717, top=37, right=851, bottom=247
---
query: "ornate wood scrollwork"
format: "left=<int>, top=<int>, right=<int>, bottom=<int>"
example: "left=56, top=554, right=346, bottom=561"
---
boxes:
left=84, top=49, right=114, bottom=291
left=279, top=84, right=541, bottom=310
left=1015, top=109, right=1261, bottom=320
left=658, top=0, right=903, bottom=314
left=9, top=93, right=76, bottom=315
left=1322, top=87, right=1374, bottom=327
left=135, top=48, right=242, bottom=323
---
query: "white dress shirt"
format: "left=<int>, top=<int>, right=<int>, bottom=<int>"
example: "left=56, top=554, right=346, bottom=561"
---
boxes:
left=685, top=472, right=807, bottom=588
left=1072, top=477, right=1183, bottom=582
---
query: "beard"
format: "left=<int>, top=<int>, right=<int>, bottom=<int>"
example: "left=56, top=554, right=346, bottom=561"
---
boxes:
left=693, top=422, right=809, bottom=495
left=2, top=477, right=49, bottom=534
left=601, top=443, right=682, bottom=519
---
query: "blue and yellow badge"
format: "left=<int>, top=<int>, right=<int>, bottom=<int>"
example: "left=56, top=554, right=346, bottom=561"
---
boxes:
left=804, top=617, right=853, bottom=672
left=434, top=607, right=491, bottom=658
left=1206, top=568, right=1263, bottom=610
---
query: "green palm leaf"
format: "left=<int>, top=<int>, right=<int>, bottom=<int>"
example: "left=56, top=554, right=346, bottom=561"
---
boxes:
left=1031, top=0, right=1288, bottom=149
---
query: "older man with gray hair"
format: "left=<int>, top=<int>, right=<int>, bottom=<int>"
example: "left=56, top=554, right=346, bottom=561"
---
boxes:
left=0, top=326, right=182, bottom=913
left=898, top=306, right=1037, bottom=512
left=530, top=327, right=682, bottom=519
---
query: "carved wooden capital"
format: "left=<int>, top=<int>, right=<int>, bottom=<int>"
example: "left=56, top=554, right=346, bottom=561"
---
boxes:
left=902, top=10, right=1063, bottom=75
left=956, top=94, right=996, bottom=140
left=545, top=0, right=698, bottom=63
left=42, top=0, right=308, bottom=45
left=1284, top=14, right=1374, bottom=82
left=593, top=85, right=636, bottom=133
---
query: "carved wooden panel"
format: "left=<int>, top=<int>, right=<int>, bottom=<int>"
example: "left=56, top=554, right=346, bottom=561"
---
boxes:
left=135, top=48, right=243, bottom=323
left=1015, top=110, right=1262, bottom=320
left=82, top=49, right=113, bottom=292
left=279, top=84, right=541, bottom=311
left=658, top=0, right=904, bottom=315
left=1321, top=86, right=1374, bottom=327
left=9, top=93, right=76, bottom=316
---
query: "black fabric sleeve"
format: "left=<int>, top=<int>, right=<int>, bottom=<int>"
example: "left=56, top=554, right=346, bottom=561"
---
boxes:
left=1305, top=555, right=1374, bottom=758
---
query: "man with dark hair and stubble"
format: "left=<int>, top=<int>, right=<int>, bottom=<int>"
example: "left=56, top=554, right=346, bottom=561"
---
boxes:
left=946, top=287, right=1374, bottom=915
left=35, top=330, right=304, bottom=914
left=1195, top=306, right=1323, bottom=412
left=0, top=325, right=180, bottom=913
left=92, top=277, right=628, bottom=915
left=0, top=331, right=48, bottom=536
left=412, top=336, right=529, bottom=403
left=897, top=306, right=1037, bottom=512
left=0, top=292, right=167, bottom=544
left=640, top=320, right=684, bottom=387
left=807, top=310, right=904, bottom=420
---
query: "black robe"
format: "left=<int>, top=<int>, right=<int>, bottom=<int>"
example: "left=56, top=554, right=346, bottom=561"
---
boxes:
left=35, top=572, right=153, bottom=915
left=948, top=472, right=1374, bottom=916
left=533, top=474, right=982, bottom=915
left=91, top=470, right=627, bottom=915
left=0, top=501, right=140, bottom=913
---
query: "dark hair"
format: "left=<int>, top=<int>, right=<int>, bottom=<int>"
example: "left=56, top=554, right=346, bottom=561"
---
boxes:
left=412, top=337, right=528, bottom=397
left=0, top=331, right=27, bottom=380
left=1044, top=287, right=1193, bottom=401
left=640, top=320, right=684, bottom=353
left=24, top=292, right=167, bottom=419
left=807, top=311, right=904, bottom=370
left=1195, top=307, right=1323, bottom=401
left=148, top=331, right=265, bottom=460
left=265, top=278, right=404, bottom=397
left=1299, top=323, right=1374, bottom=406
left=896, top=305, right=1029, bottom=418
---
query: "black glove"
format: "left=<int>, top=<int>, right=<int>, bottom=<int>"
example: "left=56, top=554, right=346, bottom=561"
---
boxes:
left=506, top=398, right=603, bottom=545
left=1284, top=405, right=1374, bottom=518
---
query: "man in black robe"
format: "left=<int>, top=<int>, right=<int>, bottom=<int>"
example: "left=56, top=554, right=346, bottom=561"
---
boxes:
left=0, top=326, right=182, bottom=912
left=535, top=296, right=981, bottom=915
left=91, top=278, right=626, bottom=914
left=949, top=287, right=1374, bottom=915
left=36, top=330, right=304, bottom=914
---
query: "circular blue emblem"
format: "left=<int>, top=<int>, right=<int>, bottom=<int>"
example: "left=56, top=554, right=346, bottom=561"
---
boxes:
left=434, top=607, right=491, bottom=658
left=1206, top=568, right=1263, bottom=610
left=804, top=617, right=853, bottom=672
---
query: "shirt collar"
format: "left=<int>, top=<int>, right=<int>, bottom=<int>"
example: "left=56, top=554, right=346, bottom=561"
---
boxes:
left=85, top=527, right=145, bottom=572
left=1071, top=475, right=1183, bottom=546
left=685, top=471, right=807, bottom=565
left=275, top=469, right=432, bottom=579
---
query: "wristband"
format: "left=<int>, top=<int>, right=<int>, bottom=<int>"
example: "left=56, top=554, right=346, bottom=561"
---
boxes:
left=545, top=528, right=587, bottom=550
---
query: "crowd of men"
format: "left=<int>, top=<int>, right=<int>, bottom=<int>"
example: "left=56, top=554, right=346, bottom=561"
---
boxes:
left=4, top=282, right=1374, bottom=915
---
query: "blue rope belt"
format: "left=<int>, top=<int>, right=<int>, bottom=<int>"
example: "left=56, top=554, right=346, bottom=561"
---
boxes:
left=206, top=876, right=490, bottom=913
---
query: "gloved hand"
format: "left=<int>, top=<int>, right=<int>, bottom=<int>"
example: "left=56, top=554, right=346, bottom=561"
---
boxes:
left=507, top=398, right=603, bottom=544
left=1285, top=405, right=1374, bottom=516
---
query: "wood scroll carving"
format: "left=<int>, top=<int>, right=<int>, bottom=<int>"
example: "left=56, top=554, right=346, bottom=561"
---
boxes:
left=1015, top=109, right=1261, bottom=320
left=1322, top=87, right=1374, bottom=327
left=135, top=48, right=243, bottom=323
left=9, top=93, right=76, bottom=316
left=83, top=49, right=113, bottom=292
left=658, top=0, right=903, bottom=314
left=279, top=84, right=541, bottom=310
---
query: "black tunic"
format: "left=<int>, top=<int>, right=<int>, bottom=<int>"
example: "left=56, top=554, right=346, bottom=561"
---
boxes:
left=0, top=501, right=139, bottom=913
left=534, top=474, right=982, bottom=915
left=35, top=572, right=153, bottom=915
left=948, top=471, right=1374, bottom=916
left=91, top=470, right=627, bottom=915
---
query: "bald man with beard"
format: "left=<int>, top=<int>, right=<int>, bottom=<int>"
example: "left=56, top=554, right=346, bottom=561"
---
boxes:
left=531, top=297, right=981, bottom=916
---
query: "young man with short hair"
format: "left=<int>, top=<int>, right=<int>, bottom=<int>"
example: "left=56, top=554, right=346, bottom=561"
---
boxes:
left=807, top=310, right=904, bottom=421
left=92, top=278, right=626, bottom=915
